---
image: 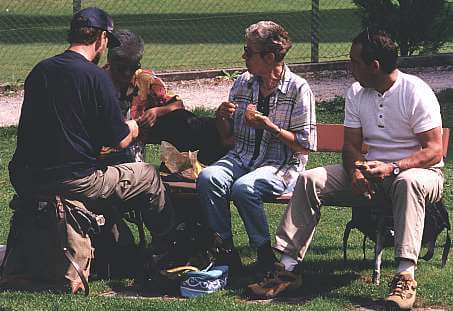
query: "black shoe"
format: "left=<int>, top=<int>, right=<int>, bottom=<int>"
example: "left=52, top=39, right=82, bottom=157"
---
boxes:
left=252, top=241, right=278, bottom=279
left=215, top=246, right=243, bottom=274
left=209, top=234, right=244, bottom=275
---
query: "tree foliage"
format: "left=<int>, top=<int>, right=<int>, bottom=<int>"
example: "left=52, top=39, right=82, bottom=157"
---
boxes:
left=353, top=0, right=453, bottom=56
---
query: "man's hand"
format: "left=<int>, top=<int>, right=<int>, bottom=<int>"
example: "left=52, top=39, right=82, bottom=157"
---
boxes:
left=245, top=113, right=271, bottom=129
left=244, top=104, right=271, bottom=129
left=351, top=167, right=375, bottom=199
left=361, top=160, right=393, bottom=181
left=216, top=102, right=237, bottom=120
left=140, top=108, right=158, bottom=128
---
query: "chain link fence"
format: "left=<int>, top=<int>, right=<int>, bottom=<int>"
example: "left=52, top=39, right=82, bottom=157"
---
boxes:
left=0, top=0, right=451, bottom=83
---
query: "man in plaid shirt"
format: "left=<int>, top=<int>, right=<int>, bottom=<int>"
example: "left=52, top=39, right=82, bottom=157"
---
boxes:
left=197, top=21, right=316, bottom=276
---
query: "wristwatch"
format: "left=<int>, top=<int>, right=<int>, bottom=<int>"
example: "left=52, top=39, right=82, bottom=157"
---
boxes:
left=391, top=162, right=400, bottom=176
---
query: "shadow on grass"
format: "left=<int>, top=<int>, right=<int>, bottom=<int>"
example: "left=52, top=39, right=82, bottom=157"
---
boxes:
left=221, top=248, right=398, bottom=309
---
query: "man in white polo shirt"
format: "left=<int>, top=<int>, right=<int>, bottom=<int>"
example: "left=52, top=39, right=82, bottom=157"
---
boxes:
left=248, top=30, right=444, bottom=310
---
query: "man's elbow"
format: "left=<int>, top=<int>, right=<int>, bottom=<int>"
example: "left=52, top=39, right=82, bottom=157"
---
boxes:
left=433, top=147, right=444, bottom=163
left=292, top=141, right=309, bottom=154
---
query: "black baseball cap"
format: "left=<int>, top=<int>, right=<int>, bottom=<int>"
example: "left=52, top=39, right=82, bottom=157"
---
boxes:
left=71, top=7, right=121, bottom=48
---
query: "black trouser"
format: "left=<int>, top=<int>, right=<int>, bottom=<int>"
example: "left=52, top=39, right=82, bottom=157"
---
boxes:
left=140, top=109, right=228, bottom=165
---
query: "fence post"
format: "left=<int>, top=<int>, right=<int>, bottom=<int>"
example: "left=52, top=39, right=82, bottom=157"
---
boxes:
left=311, top=0, right=319, bottom=63
left=73, top=0, right=82, bottom=14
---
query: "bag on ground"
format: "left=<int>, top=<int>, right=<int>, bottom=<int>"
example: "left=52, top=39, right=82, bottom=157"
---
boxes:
left=0, top=195, right=101, bottom=295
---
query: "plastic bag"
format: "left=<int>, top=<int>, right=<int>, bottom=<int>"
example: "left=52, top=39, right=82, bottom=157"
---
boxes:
left=159, top=141, right=204, bottom=178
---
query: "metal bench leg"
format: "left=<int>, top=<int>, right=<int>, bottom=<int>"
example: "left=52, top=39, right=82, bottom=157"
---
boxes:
left=373, top=217, right=384, bottom=285
left=343, top=221, right=354, bottom=262
left=362, top=235, right=367, bottom=261
left=136, top=211, right=146, bottom=249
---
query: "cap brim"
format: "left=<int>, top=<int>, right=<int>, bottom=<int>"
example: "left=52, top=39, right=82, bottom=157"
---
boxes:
left=107, top=31, right=121, bottom=48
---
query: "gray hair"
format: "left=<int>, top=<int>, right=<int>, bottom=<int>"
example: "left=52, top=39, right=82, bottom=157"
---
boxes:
left=245, top=21, right=292, bottom=62
left=107, top=29, right=144, bottom=64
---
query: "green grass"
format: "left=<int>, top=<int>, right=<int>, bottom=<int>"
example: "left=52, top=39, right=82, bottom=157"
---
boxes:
left=1, top=0, right=453, bottom=83
left=0, top=0, right=360, bottom=82
left=1, top=0, right=452, bottom=83
left=0, top=96, right=452, bottom=309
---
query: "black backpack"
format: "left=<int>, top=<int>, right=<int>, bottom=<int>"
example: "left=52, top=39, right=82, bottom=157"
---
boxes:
left=343, top=200, right=451, bottom=267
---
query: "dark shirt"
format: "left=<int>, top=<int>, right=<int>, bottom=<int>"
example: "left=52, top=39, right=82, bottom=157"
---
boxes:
left=251, top=93, right=270, bottom=162
left=9, top=50, right=129, bottom=186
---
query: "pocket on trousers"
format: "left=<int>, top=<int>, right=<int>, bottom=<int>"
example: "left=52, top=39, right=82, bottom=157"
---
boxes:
left=116, top=165, right=137, bottom=197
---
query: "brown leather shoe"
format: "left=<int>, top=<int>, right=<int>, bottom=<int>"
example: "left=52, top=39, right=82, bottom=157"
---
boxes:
left=384, top=272, right=417, bottom=310
left=247, top=263, right=301, bottom=299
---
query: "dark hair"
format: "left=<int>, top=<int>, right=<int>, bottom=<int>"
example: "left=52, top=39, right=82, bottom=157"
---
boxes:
left=245, top=21, right=292, bottom=62
left=107, top=29, right=144, bottom=64
left=67, top=16, right=103, bottom=45
left=352, top=29, right=398, bottom=74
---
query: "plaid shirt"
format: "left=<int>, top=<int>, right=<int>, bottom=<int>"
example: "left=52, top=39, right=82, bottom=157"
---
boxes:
left=228, top=65, right=316, bottom=184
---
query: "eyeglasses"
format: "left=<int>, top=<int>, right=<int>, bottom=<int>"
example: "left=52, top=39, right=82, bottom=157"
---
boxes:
left=243, top=46, right=261, bottom=58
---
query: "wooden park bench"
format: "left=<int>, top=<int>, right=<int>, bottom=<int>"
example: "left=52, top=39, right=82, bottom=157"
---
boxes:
left=162, top=124, right=450, bottom=284
left=164, top=124, right=450, bottom=203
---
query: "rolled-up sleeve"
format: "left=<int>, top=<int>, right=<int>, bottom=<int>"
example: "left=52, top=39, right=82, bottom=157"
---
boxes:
left=289, top=84, right=317, bottom=151
left=344, top=84, right=362, bottom=129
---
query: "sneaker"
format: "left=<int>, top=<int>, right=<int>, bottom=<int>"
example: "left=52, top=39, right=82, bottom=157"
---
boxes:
left=247, top=262, right=302, bottom=299
left=384, top=272, right=417, bottom=310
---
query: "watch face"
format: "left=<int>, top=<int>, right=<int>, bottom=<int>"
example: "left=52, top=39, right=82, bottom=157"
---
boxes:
left=393, top=166, right=400, bottom=175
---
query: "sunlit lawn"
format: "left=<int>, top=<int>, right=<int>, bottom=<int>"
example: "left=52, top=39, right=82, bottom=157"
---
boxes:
left=0, top=96, right=452, bottom=310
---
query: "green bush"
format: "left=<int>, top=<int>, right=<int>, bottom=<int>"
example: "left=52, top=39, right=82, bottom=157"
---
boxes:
left=353, top=0, right=453, bottom=56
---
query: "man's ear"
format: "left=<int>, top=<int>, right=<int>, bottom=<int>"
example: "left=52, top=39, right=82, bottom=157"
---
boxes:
left=94, top=33, right=102, bottom=50
left=371, top=59, right=380, bottom=72
left=94, top=31, right=107, bottom=51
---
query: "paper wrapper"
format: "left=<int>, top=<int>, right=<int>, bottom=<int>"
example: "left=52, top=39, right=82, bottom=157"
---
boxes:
left=160, top=141, right=205, bottom=178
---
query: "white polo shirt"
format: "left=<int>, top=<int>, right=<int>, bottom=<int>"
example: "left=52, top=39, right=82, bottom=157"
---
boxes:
left=344, top=70, right=442, bottom=165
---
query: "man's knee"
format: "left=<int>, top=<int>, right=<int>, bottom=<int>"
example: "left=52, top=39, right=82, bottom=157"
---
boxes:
left=198, top=166, right=225, bottom=190
left=392, top=173, right=424, bottom=196
left=296, top=168, right=322, bottom=192
left=115, top=162, right=164, bottom=198
left=230, top=180, right=255, bottom=203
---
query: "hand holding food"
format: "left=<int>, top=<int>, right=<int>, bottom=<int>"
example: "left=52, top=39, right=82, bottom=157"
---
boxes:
left=354, top=160, right=370, bottom=171
left=244, top=104, right=263, bottom=122
left=216, top=101, right=237, bottom=120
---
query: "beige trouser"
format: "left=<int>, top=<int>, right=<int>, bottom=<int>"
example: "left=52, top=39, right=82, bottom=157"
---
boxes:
left=275, top=164, right=444, bottom=263
left=37, top=162, right=174, bottom=237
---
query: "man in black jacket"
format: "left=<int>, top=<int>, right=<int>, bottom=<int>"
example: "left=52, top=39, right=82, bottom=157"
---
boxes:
left=9, top=7, right=175, bottom=243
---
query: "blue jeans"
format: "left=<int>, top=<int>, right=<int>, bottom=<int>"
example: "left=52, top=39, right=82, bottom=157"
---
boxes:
left=197, top=154, right=286, bottom=248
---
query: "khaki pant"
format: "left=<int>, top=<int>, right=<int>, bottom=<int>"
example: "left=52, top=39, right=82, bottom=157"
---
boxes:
left=38, top=162, right=174, bottom=237
left=275, top=164, right=443, bottom=263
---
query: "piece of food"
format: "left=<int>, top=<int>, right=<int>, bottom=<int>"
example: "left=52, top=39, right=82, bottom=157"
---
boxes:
left=245, top=104, right=262, bottom=122
left=354, top=160, right=370, bottom=170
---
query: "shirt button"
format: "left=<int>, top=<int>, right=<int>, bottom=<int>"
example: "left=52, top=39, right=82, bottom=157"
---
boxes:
left=379, top=104, right=383, bottom=108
